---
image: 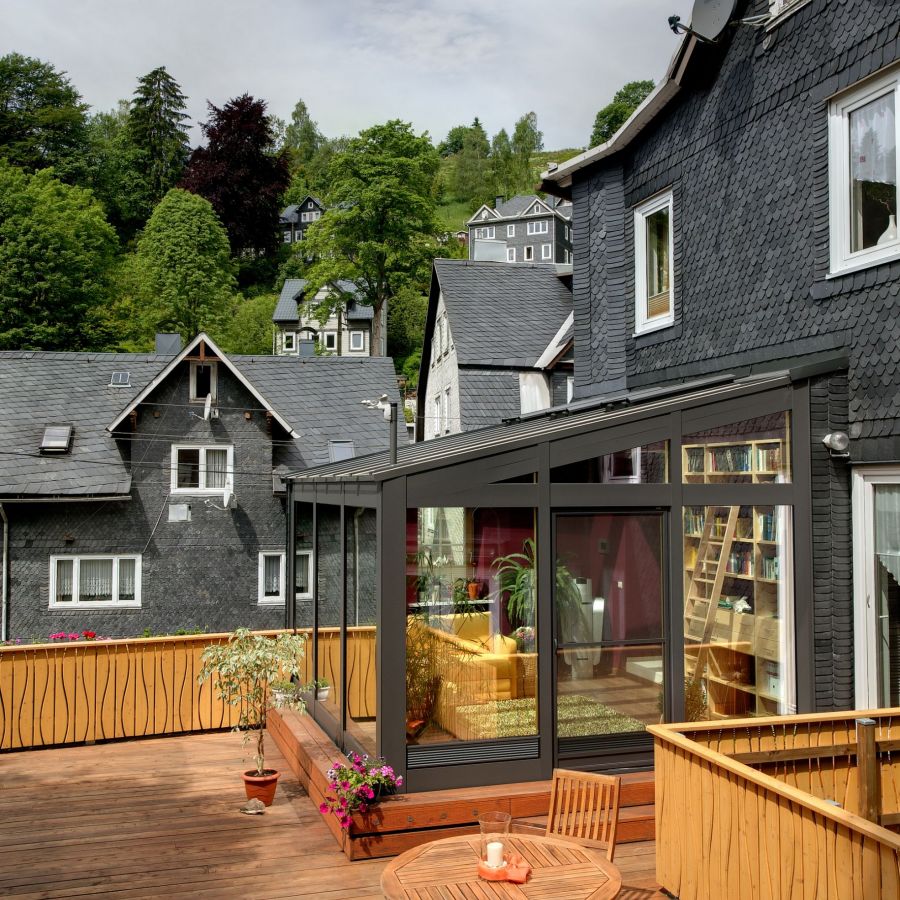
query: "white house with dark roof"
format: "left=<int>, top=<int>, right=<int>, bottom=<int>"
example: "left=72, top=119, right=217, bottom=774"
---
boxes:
left=273, top=279, right=377, bottom=357
left=467, top=194, right=574, bottom=265
left=416, top=259, right=573, bottom=440
left=280, top=196, right=325, bottom=244
left=0, top=333, right=401, bottom=639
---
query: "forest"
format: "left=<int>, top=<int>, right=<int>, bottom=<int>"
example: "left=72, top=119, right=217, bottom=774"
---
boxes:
left=0, top=54, right=652, bottom=382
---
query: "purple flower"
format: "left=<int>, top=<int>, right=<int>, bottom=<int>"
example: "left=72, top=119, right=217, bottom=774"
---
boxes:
left=339, top=814, right=352, bottom=829
left=319, top=802, right=329, bottom=814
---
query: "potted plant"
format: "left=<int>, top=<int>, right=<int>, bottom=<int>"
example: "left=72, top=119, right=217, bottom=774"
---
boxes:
left=309, top=677, right=330, bottom=701
left=198, top=628, right=306, bottom=806
left=405, top=614, right=442, bottom=740
left=270, top=679, right=299, bottom=707
left=319, top=751, right=404, bottom=829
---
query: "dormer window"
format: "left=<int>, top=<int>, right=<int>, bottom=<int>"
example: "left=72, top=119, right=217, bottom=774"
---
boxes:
left=190, top=361, right=217, bottom=402
left=109, top=371, right=130, bottom=387
left=40, top=425, right=73, bottom=453
left=634, top=190, right=674, bottom=334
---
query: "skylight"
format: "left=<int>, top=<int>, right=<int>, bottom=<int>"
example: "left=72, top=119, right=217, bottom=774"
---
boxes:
left=328, top=440, right=355, bottom=462
left=40, top=425, right=73, bottom=453
left=109, top=371, right=131, bottom=387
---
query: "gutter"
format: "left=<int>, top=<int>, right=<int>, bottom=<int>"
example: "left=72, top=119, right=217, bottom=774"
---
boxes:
left=1, top=503, right=8, bottom=642
left=0, top=495, right=132, bottom=504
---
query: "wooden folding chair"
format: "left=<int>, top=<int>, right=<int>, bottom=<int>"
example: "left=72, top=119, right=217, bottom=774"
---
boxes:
left=515, top=768, right=622, bottom=862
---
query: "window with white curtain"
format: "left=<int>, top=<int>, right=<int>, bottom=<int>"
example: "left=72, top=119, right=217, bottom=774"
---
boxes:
left=170, top=445, right=233, bottom=493
left=50, top=555, right=141, bottom=608
left=258, top=552, right=286, bottom=605
left=296, top=550, right=313, bottom=600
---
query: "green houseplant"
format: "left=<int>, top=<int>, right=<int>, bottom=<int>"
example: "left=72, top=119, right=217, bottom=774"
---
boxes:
left=198, top=628, right=306, bottom=805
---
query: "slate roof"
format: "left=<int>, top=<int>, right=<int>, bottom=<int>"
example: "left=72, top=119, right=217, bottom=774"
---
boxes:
left=0, top=351, right=401, bottom=498
left=467, top=195, right=573, bottom=226
left=0, top=351, right=174, bottom=497
left=457, top=369, right=521, bottom=431
left=280, top=205, right=299, bottom=224
left=434, top=259, right=573, bottom=367
left=272, top=279, right=362, bottom=323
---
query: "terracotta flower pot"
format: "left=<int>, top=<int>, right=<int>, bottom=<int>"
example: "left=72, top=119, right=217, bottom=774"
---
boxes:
left=467, top=581, right=479, bottom=600
left=242, top=769, right=280, bottom=806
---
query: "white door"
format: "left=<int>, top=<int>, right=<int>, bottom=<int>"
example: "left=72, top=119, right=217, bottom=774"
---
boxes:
left=852, top=467, right=900, bottom=707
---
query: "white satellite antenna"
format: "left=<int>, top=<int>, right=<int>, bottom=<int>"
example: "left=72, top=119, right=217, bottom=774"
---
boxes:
left=203, top=394, right=212, bottom=421
left=222, top=488, right=232, bottom=509
left=669, top=0, right=749, bottom=44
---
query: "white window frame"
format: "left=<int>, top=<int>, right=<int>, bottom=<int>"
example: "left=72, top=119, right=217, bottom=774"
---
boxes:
left=527, top=220, right=548, bottom=235
left=566, top=375, right=574, bottom=404
left=634, top=189, right=675, bottom=335
left=443, top=387, right=451, bottom=434
left=476, top=226, right=495, bottom=239
left=295, top=549, right=314, bottom=601
left=828, top=66, right=900, bottom=276
left=349, top=330, right=365, bottom=351
left=322, top=332, right=337, bottom=351
left=170, top=444, right=234, bottom=495
left=507, top=247, right=516, bottom=263
left=524, top=246, right=534, bottom=261
left=189, top=361, right=217, bottom=402
left=49, top=555, right=141, bottom=609
left=433, top=394, right=442, bottom=439
left=283, top=331, right=296, bottom=353
left=258, top=551, right=286, bottom=605
left=541, top=243, right=552, bottom=260
left=507, top=224, right=515, bottom=237
left=283, top=230, right=292, bottom=243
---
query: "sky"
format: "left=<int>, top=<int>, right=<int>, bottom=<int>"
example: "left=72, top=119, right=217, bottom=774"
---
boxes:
left=3, top=0, right=693, bottom=151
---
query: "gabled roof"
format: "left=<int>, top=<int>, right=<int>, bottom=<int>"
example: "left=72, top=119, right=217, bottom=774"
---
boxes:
left=273, top=279, right=361, bottom=323
left=534, top=312, right=575, bottom=370
left=433, top=260, right=573, bottom=367
left=107, top=334, right=299, bottom=438
left=280, top=204, right=299, bottom=224
left=467, top=194, right=572, bottom=225
left=468, top=204, right=501, bottom=223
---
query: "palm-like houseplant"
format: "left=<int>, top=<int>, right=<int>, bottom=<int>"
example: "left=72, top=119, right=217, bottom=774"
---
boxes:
left=198, top=628, right=306, bottom=805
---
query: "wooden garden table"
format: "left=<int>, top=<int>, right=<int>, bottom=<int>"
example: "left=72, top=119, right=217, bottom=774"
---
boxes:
left=380, top=832, right=622, bottom=899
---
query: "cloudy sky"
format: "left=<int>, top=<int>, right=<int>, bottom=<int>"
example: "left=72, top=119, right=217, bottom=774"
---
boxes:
left=4, top=0, right=693, bottom=151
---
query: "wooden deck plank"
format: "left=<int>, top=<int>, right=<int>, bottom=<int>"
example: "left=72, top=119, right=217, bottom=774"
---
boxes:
left=0, top=730, right=659, bottom=898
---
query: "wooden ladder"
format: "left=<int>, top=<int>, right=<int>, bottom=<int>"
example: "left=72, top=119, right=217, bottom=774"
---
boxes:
left=684, top=506, right=739, bottom=680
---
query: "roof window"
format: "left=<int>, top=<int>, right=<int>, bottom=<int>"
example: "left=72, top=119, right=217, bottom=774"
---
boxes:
left=328, top=440, right=355, bottom=462
left=40, top=425, right=73, bottom=453
left=109, top=371, right=131, bottom=387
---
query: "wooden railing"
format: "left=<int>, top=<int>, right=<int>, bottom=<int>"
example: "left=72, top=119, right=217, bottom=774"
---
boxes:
left=315, top=626, right=377, bottom=719
left=649, top=710, right=900, bottom=899
left=0, top=630, right=313, bottom=751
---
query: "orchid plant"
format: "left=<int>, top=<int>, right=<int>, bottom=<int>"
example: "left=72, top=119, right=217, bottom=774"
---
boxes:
left=319, top=752, right=403, bottom=829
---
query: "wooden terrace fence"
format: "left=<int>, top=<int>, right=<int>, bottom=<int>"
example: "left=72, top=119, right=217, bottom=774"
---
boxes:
left=649, top=710, right=900, bottom=900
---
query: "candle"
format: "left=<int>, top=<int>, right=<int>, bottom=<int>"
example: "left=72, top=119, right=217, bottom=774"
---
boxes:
left=486, top=840, right=504, bottom=868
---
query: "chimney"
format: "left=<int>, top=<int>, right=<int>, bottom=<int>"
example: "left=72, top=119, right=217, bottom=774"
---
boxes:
left=298, top=338, right=316, bottom=358
left=494, top=195, right=504, bottom=210
left=155, top=333, right=182, bottom=355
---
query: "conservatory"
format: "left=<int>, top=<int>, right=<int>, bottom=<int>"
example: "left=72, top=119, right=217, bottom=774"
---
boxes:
left=284, top=367, right=819, bottom=792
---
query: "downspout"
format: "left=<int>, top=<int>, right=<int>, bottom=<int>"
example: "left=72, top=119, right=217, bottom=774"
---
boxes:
left=1, top=503, right=8, bottom=642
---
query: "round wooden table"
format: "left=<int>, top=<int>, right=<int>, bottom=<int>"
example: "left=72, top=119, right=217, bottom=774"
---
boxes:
left=380, top=832, right=622, bottom=899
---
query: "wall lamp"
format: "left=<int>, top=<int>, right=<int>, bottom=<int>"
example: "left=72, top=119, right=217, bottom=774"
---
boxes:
left=822, top=432, right=850, bottom=458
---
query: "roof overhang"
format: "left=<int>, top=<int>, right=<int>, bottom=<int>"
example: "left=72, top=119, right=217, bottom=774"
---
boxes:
left=535, top=312, right=574, bottom=370
left=107, top=333, right=300, bottom=438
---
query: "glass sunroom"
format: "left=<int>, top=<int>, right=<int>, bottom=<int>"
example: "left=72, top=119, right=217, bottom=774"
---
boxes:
left=284, top=370, right=815, bottom=792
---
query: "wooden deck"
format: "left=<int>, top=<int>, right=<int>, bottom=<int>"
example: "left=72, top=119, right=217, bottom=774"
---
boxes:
left=0, top=731, right=660, bottom=898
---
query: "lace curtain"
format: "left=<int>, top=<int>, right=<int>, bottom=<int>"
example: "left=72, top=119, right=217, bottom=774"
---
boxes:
left=206, top=449, right=228, bottom=489
left=79, top=559, right=113, bottom=602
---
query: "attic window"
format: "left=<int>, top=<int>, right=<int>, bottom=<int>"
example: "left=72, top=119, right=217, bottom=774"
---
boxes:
left=109, top=371, right=131, bottom=387
left=190, top=361, right=217, bottom=402
left=328, top=440, right=355, bottom=462
left=40, top=425, right=73, bottom=453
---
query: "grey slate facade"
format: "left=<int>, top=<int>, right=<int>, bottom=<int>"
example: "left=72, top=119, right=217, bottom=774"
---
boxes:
left=467, top=195, right=573, bottom=264
left=542, top=0, right=900, bottom=711
left=0, top=338, right=401, bottom=639
left=280, top=196, right=324, bottom=244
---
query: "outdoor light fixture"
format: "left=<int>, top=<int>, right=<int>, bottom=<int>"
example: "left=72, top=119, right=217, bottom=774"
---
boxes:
left=822, top=432, right=850, bottom=457
left=362, top=394, right=399, bottom=464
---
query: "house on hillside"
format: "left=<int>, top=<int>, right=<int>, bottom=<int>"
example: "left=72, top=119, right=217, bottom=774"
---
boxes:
left=277, top=2, right=900, bottom=790
left=0, top=334, right=401, bottom=640
left=273, top=278, right=377, bottom=357
left=280, top=196, right=325, bottom=244
left=467, top=195, right=573, bottom=264
left=416, top=259, right=573, bottom=439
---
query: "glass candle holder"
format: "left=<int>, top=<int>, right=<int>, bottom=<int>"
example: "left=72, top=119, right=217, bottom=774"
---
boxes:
left=478, top=811, right=511, bottom=869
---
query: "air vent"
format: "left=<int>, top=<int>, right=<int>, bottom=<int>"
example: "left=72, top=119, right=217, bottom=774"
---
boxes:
left=40, top=425, right=73, bottom=453
left=109, top=371, right=131, bottom=386
left=407, top=737, right=539, bottom=769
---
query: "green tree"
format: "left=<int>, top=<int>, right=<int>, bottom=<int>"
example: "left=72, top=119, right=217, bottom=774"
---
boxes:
left=490, top=128, right=515, bottom=199
left=590, top=79, right=655, bottom=147
left=0, top=53, right=88, bottom=181
left=388, top=284, right=427, bottom=362
left=283, top=98, right=323, bottom=168
left=511, top=111, right=543, bottom=192
left=134, top=188, right=236, bottom=339
left=217, top=292, right=276, bottom=354
left=298, top=120, right=440, bottom=353
left=452, top=124, right=492, bottom=204
left=437, top=124, right=469, bottom=157
left=181, top=94, right=290, bottom=256
left=0, top=162, right=117, bottom=349
left=128, top=66, right=191, bottom=205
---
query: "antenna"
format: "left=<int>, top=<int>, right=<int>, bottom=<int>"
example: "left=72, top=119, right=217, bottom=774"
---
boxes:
left=668, top=0, right=738, bottom=43
left=203, top=394, right=212, bottom=421
left=222, top=488, right=232, bottom=509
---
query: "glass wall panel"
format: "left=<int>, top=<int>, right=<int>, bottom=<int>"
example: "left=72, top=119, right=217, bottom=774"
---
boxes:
left=682, top=412, right=791, bottom=483
left=345, top=507, right=377, bottom=755
left=682, top=505, right=794, bottom=720
left=552, top=442, right=668, bottom=483
left=406, top=508, right=537, bottom=744
left=875, top=485, right=900, bottom=705
left=314, top=505, right=342, bottom=724
left=555, top=514, right=665, bottom=736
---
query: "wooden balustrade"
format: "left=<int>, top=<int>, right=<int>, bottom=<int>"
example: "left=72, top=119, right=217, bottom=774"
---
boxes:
left=650, top=710, right=900, bottom=899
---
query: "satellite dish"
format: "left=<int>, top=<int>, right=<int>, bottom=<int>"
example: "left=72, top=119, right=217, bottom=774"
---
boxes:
left=203, top=394, right=212, bottom=421
left=222, top=488, right=232, bottom=509
left=690, top=0, right=738, bottom=42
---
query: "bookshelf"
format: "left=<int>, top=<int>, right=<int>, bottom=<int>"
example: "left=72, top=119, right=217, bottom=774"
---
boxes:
left=683, top=504, right=784, bottom=719
left=683, top=437, right=789, bottom=483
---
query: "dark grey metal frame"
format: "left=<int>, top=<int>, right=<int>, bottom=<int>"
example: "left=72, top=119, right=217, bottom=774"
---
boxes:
left=287, top=376, right=814, bottom=792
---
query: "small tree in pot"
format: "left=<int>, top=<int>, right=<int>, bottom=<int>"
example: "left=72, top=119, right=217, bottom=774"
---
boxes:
left=198, top=628, right=306, bottom=806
